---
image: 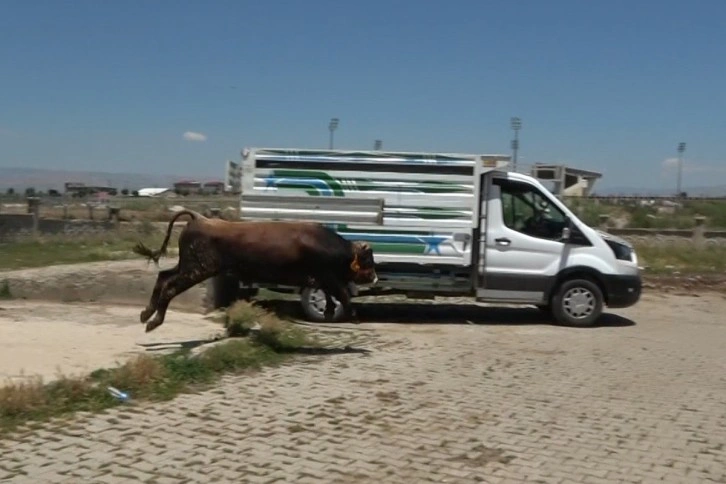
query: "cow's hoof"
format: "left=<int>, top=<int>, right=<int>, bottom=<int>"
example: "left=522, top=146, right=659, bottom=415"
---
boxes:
left=348, top=308, right=360, bottom=324
left=140, top=308, right=154, bottom=323
left=145, top=319, right=163, bottom=333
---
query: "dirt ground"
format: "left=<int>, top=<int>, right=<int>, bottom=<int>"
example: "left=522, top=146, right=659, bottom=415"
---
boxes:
left=0, top=259, right=206, bottom=312
left=1, top=289, right=725, bottom=387
left=0, top=301, right=224, bottom=384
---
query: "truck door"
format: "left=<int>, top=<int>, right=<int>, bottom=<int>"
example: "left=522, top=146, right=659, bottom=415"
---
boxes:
left=477, top=174, right=571, bottom=303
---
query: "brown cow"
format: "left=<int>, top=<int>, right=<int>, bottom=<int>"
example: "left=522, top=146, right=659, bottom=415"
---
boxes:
left=132, top=210, right=377, bottom=332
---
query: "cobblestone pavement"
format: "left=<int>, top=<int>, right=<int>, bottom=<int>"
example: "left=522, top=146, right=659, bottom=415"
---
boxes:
left=2, top=292, right=726, bottom=483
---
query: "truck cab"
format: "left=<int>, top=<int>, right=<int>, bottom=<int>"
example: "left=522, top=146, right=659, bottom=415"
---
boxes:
left=474, top=170, right=641, bottom=326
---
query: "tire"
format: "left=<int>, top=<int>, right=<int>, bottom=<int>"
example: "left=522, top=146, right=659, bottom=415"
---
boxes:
left=551, top=278, right=604, bottom=327
left=300, top=286, right=346, bottom=323
left=237, top=287, right=259, bottom=301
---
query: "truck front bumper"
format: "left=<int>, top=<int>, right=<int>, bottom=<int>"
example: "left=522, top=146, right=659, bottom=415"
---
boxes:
left=603, top=274, right=642, bottom=308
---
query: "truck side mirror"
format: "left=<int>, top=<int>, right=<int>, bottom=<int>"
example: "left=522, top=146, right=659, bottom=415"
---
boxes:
left=561, top=217, right=572, bottom=242
left=561, top=226, right=571, bottom=241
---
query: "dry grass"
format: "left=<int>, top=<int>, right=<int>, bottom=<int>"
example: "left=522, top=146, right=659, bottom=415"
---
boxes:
left=225, top=300, right=317, bottom=350
left=634, top=242, right=726, bottom=273
left=0, top=279, right=11, bottom=299
left=0, top=225, right=180, bottom=271
left=0, top=195, right=240, bottom=223
left=224, top=301, right=270, bottom=336
left=0, top=377, right=48, bottom=417
left=565, top=198, right=726, bottom=229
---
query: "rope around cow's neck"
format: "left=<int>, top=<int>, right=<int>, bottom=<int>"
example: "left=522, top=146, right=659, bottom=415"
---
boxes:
left=350, top=254, right=361, bottom=273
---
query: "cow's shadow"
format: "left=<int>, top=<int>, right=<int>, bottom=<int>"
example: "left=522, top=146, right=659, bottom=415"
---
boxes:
left=255, top=299, right=636, bottom=329
left=137, top=332, right=372, bottom=355
left=137, top=336, right=225, bottom=352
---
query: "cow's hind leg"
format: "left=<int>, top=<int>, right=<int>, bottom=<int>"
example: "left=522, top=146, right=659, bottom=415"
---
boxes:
left=140, top=266, right=178, bottom=323
left=145, top=268, right=217, bottom=333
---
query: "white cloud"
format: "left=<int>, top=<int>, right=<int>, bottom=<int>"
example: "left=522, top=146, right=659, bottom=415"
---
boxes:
left=662, top=157, right=679, bottom=168
left=183, top=131, right=207, bottom=142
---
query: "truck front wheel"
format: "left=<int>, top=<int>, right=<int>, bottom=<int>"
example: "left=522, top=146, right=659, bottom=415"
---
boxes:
left=551, top=278, right=604, bottom=327
left=300, top=286, right=345, bottom=322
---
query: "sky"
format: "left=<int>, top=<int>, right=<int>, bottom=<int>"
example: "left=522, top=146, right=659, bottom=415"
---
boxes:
left=1, top=0, right=725, bottom=192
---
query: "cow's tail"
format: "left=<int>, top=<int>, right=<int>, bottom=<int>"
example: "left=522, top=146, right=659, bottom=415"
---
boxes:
left=132, top=210, right=202, bottom=265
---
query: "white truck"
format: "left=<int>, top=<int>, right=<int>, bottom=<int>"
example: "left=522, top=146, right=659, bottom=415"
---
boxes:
left=213, top=147, right=641, bottom=327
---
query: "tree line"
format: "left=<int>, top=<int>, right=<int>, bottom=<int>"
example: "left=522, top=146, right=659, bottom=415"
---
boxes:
left=4, top=188, right=138, bottom=197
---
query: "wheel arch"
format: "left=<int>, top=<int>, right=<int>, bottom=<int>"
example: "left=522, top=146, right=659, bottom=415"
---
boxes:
left=546, top=266, right=609, bottom=305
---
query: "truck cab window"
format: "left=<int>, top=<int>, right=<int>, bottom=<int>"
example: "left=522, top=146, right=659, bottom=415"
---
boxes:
left=494, top=178, right=568, bottom=241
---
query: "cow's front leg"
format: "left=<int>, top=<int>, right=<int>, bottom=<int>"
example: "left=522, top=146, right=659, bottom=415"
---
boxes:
left=325, top=283, right=357, bottom=323
left=324, top=293, right=336, bottom=322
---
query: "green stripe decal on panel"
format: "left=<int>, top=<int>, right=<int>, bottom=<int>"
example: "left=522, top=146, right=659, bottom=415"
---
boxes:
left=365, top=243, right=426, bottom=255
left=264, top=170, right=471, bottom=195
left=265, top=170, right=344, bottom=197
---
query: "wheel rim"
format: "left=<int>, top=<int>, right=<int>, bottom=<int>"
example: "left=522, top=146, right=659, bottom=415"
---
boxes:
left=562, top=287, right=595, bottom=319
left=307, top=288, right=341, bottom=318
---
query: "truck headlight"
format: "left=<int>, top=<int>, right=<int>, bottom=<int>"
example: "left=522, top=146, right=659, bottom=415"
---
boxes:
left=605, top=239, right=635, bottom=262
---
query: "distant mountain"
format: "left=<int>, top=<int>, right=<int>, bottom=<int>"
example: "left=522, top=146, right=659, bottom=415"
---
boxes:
left=0, top=167, right=214, bottom=192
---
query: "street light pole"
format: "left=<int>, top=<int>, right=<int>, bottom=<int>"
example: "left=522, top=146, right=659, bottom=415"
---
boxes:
left=677, top=142, right=686, bottom=196
left=510, top=117, right=522, bottom=172
left=328, top=118, right=339, bottom=149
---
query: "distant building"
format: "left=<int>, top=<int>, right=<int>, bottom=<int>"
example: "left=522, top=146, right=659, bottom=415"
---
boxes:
left=64, top=182, right=117, bottom=197
left=201, top=181, right=225, bottom=195
left=173, top=180, right=202, bottom=195
left=64, top=182, right=86, bottom=194
left=172, top=180, right=225, bottom=195
left=529, top=164, right=603, bottom=197
left=137, top=188, right=175, bottom=197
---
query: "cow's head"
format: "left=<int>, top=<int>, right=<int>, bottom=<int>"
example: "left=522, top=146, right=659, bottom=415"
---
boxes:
left=349, top=241, right=377, bottom=285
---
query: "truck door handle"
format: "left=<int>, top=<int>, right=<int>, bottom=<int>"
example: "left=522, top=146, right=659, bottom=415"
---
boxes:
left=495, top=237, right=511, bottom=246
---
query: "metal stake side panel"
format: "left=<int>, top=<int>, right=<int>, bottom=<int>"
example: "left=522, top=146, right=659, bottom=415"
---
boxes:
left=239, top=147, right=509, bottom=294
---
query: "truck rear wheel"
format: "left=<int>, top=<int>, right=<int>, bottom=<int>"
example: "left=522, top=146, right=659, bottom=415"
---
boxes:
left=551, top=278, right=604, bottom=327
left=300, top=286, right=345, bottom=322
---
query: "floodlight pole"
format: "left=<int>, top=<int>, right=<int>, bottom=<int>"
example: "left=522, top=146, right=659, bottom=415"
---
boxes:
left=677, top=142, right=686, bottom=196
left=329, top=118, right=339, bottom=149
left=511, top=117, right=522, bottom=172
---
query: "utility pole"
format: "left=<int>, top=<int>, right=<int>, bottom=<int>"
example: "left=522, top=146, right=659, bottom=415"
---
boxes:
left=511, top=117, right=522, bottom=172
left=676, top=142, right=686, bottom=196
left=328, top=118, right=339, bottom=149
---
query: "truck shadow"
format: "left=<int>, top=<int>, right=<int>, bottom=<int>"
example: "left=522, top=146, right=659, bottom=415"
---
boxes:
left=256, top=300, right=636, bottom=328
